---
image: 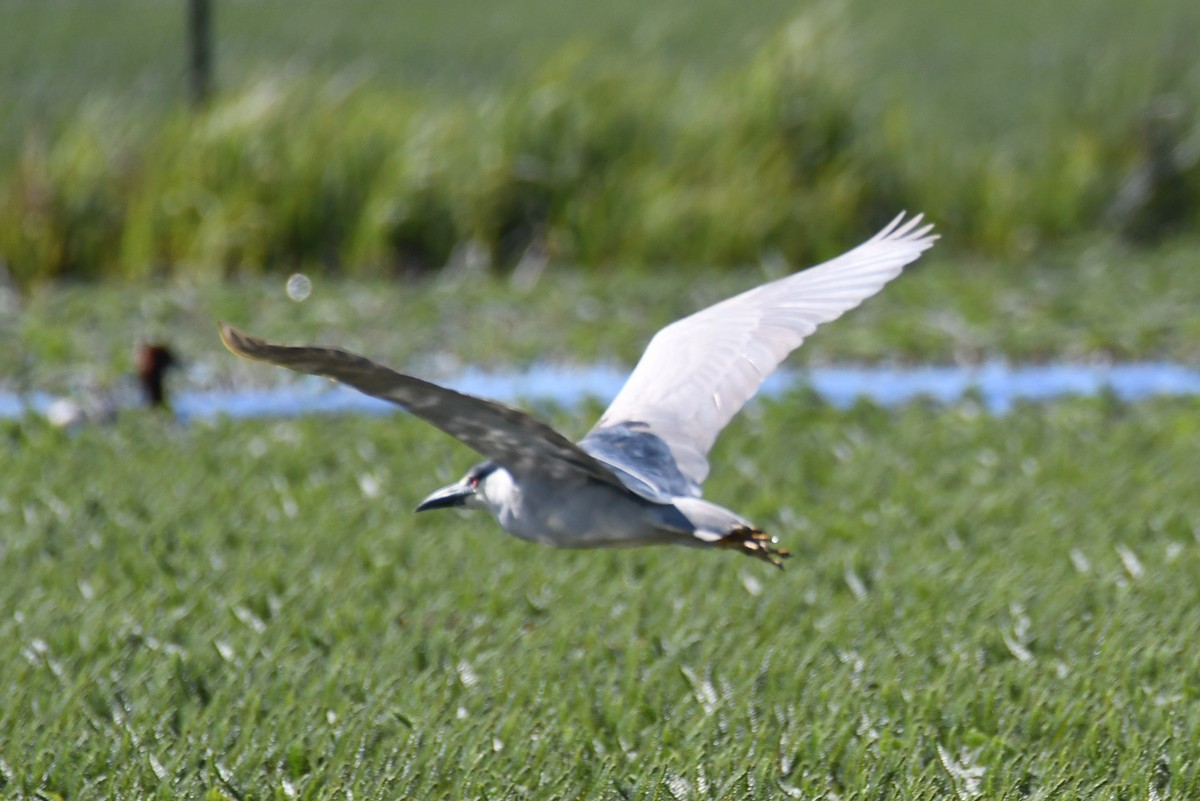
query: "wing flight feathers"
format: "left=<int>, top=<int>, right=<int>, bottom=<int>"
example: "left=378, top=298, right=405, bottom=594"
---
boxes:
left=219, top=324, right=626, bottom=488
left=593, top=212, right=937, bottom=484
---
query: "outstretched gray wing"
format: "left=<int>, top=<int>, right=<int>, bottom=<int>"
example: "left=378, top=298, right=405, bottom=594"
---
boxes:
left=593, top=212, right=938, bottom=486
left=219, top=324, right=628, bottom=490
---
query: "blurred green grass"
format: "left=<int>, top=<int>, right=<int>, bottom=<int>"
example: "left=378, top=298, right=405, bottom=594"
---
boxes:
left=4, top=0, right=1196, bottom=148
left=2, top=395, right=1198, bottom=797
left=6, top=237, right=1200, bottom=396
left=0, top=0, right=805, bottom=155
left=2, top=0, right=1199, bottom=282
left=4, top=3, right=1200, bottom=798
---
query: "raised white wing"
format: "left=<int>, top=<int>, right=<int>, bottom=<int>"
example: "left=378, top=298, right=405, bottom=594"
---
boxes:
left=592, top=212, right=937, bottom=485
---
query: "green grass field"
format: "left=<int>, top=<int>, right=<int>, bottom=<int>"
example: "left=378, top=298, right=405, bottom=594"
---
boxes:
left=4, top=0, right=1199, bottom=281
left=5, top=0, right=1197, bottom=149
left=1, top=0, right=803, bottom=155
left=4, top=245, right=1200, bottom=797
left=5, top=0, right=1200, bottom=797
left=8, top=236, right=1200, bottom=397
left=3, top=393, right=1199, bottom=798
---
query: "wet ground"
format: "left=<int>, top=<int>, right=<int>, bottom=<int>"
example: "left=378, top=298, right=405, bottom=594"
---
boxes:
left=5, top=362, right=1198, bottom=422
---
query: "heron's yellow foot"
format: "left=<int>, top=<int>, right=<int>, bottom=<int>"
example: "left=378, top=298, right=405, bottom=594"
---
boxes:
left=717, top=525, right=791, bottom=568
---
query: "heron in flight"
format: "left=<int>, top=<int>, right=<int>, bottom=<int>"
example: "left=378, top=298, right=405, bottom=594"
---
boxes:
left=220, top=213, right=936, bottom=566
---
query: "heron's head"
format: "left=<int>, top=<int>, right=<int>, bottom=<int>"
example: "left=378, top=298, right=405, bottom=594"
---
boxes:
left=415, top=462, right=501, bottom=513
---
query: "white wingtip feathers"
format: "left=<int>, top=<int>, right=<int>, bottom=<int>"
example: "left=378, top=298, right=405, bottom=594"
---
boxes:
left=873, top=211, right=938, bottom=248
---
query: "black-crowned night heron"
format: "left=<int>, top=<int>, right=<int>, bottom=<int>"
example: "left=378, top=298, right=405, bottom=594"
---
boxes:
left=220, top=213, right=936, bottom=566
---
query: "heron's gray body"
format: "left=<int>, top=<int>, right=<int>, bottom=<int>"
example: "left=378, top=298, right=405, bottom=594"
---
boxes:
left=220, top=213, right=937, bottom=566
left=470, top=466, right=698, bottom=548
left=453, top=421, right=752, bottom=551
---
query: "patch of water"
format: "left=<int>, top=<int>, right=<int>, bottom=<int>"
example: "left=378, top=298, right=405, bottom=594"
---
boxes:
left=3, top=362, right=1198, bottom=422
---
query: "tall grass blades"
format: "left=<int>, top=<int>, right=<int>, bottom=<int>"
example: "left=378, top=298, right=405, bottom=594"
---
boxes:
left=1, top=5, right=1197, bottom=285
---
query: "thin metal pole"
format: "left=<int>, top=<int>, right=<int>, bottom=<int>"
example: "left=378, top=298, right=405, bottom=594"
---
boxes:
left=187, top=0, right=212, bottom=107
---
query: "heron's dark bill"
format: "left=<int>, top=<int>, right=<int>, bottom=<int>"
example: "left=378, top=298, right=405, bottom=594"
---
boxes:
left=415, top=483, right=472, bottom=512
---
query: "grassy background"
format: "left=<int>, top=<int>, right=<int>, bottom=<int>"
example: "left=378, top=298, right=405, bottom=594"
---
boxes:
left=5, top=0, right=1197, bottom=146
left=3, top=0, right=1200, bottom=282
left=1, top=0, right=803, bottom=141
left=3, top=396, right=1199, bottom=798
left=4, top=1, right=1200, bottom=798
left=7, top=237, right=1200, bottom=398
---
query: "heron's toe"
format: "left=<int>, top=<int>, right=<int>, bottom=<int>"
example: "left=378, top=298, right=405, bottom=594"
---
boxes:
left=716, top=525, right=791, bottom=568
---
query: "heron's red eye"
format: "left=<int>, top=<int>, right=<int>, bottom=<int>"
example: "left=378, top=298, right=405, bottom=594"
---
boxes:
left=468, top=476, right=480, bottom=488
